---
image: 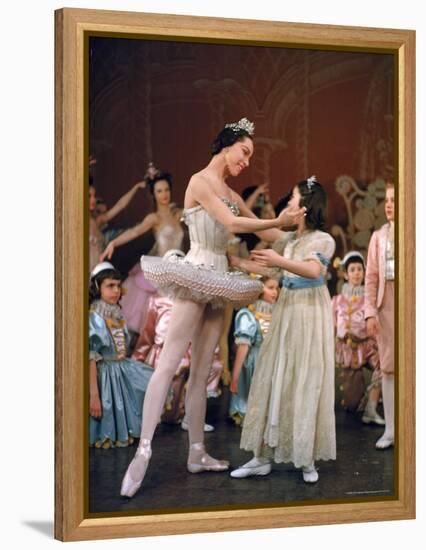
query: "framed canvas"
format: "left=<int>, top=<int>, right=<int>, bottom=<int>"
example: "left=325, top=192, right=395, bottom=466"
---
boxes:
left=55, top=7, right=415, bottom=542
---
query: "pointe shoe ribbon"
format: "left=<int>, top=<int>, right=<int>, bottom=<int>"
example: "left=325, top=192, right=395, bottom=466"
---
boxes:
left=120, top=439, right=152, bottom=498
left=187, top=442, right=229, bottom=473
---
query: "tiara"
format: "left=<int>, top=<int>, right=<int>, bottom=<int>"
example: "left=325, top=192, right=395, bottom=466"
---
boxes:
left=224, top=117, right=255, bottom=136
left=306, top=175, right=317, bottom=190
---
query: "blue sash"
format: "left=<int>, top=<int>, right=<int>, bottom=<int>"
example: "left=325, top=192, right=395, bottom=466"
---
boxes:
left=281, top=275, right=325, bottom=289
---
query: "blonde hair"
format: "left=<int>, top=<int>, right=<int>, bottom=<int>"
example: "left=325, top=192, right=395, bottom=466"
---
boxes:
left=260, top=274, right=280, bottom=285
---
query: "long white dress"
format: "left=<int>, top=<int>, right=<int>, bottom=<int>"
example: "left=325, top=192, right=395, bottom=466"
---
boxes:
left=240, top=230, right=336, bottom=468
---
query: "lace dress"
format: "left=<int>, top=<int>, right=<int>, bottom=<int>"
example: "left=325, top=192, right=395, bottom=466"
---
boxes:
left=240, top=230, right=336, bottom=467
left=141, top=199, right=263, bottom=307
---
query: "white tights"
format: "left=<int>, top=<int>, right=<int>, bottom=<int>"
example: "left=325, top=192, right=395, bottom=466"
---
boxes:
left=139, top=299, right=224, bottom=447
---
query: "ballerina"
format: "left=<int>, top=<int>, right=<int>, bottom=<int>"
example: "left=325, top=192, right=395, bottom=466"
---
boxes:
left=120, top=117, right=305, bottom=498
left=100, top=170, right=184, bottom=335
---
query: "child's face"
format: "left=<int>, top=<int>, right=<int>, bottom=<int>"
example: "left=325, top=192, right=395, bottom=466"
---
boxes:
left=288, top=185, right=302, bottom=211
left=345, top=262, right=364, bottom=287
left=100, top=277, right=122, bottom=305
left=262, top=278, right=279, bottom=304
left=385, top=186, right=395, bottom=222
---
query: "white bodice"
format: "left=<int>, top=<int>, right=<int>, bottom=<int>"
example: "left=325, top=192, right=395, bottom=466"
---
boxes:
left=182, top=199, right=239, bottom=272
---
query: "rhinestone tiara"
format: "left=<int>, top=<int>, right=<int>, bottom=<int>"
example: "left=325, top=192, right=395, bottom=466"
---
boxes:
left=224, top=117, right=255, bottom=136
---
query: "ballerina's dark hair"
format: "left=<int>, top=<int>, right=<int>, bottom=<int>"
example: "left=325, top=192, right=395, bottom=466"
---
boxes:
left=89, top=267, right=123, bottom=304
left=211, top=128, right=253, bottom=156
left=211, top=117, right=255, bottom=156
left=296, top=177, right=328, bottom=230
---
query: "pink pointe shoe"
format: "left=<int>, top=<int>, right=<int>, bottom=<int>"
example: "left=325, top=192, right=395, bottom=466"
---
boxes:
left=120, top=439, right=152, bottom=498
left=187, top=442, right=230, bottom=473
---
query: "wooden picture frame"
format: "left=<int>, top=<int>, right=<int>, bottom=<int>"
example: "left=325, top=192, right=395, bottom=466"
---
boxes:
left=55, top=7, right=415, bottom=542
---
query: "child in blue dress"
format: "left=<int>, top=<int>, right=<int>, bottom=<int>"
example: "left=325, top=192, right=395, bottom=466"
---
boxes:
left=89, top=262, right=153, bottom=448
left=229, top=276, right=279, bottom=425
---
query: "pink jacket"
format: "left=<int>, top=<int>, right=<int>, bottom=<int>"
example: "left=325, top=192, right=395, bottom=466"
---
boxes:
left=364, top=223, right=392, bottom=319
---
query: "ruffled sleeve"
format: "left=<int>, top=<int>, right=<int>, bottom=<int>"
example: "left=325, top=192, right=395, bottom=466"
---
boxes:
left=234, top=308, right=258, bottom=346
left=89, top=312, right=110, bottom=362
left=302, top=232, right=336, bottom=276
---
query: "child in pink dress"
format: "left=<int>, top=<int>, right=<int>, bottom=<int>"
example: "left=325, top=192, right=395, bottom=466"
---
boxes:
left=365, top=183, right=395, bottom=449
left=332, top=251, right=383, bottom=424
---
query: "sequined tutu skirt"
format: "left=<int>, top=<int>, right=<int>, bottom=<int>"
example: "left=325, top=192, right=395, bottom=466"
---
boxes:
left=140, top=254, right=263, bottom=308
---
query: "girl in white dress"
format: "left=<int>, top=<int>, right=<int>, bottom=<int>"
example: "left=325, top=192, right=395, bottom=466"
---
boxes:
left=231, top=176, right=336, bottom=483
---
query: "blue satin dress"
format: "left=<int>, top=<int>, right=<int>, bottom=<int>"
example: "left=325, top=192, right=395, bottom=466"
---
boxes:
left=89, top=302, right=153, bottom=447
left=229, top=301, right=273, bottom=425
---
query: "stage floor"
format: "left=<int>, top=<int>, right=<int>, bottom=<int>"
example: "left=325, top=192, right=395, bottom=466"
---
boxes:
left=89, top=387, right=394, bottom=515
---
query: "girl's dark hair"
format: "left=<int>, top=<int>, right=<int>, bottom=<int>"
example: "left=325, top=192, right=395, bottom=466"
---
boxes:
left=89, top=268, right=123, bottom=304
left=147, top=171, right=173, bottom=196
left=274, top=190, right=293, bottom=216
left=241, top=185, right=257, bottom=201
left=343, top=255, right=365, bottom=272
left=297, top=179, right=328, bottom=230
left=211, top=127, right=253, bottom=156
left=237, top=232, right=260, bottom=252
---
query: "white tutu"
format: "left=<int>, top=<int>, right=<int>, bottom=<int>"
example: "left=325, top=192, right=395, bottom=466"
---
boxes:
left=141, top=254, right=263, bottom=308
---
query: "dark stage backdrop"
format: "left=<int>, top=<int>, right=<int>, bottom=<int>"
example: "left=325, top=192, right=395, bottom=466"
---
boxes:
left=89, top=37, right=394, bottom=274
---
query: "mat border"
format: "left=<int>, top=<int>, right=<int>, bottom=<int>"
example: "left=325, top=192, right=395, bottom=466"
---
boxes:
left=54, top=7, right=415, bottom=541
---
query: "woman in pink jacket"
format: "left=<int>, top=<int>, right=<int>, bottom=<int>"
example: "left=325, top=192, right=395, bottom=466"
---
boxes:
left=364, top=183, right=395, bottom=450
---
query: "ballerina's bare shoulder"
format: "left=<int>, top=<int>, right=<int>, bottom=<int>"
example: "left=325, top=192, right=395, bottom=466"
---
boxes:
left=184, top=170, right=234, bottom=211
